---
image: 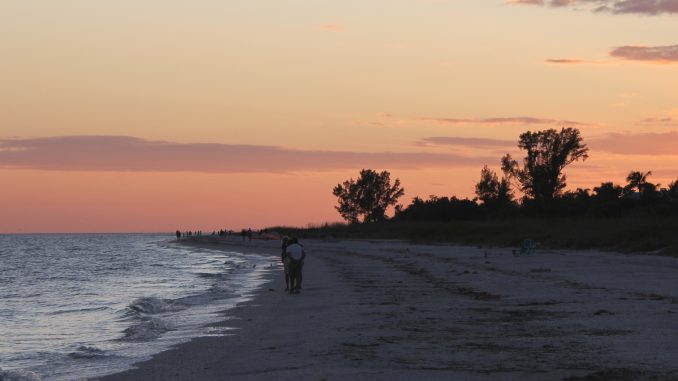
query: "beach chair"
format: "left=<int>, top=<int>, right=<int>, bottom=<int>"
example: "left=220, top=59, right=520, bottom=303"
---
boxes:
left=521, top=239, right=537, bottom=255
left=513, top=239, right=538, bottom=256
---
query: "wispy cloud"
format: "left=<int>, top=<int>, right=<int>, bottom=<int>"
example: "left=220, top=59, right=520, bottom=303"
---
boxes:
left=638, top=117, right=678, bottom=126
left=0, top=136, right=492, bottom=173
left=421, top=131, right=678, bottom=156
left=543, top=58, right=611, bottom=65
left=545, top=58, right=590, bottom=64
left=426, top=116, right=591, bottom=127
left=545, top=45, right=678, bottom=66
left=507, top=0, right=678, bottom=15
left=609, top=45, right=678, bottom=63
left=420, top=136, right=515, bottom=148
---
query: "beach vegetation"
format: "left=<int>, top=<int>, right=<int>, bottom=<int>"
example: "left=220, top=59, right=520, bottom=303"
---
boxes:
left=277, top=128, right=678, bottom=256
left=394, top=196, right=479, bottom=221
left=273, top=216, right=678, bottom=256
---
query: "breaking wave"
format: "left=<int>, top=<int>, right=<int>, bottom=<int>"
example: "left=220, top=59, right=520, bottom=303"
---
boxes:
left=127, top=297, right=186, bottom=315
left=0, top=368, right=42, bottom=381
left=120, top=318, right=174, bottom=342
left=68, top=346, right=107, bottom=359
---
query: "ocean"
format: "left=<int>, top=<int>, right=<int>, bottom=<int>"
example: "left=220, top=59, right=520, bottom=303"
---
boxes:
left=0, top=234, right=274, bottom=380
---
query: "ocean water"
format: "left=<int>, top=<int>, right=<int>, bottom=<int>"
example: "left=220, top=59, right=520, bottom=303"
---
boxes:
left=0, top=234, right=275, bottom=381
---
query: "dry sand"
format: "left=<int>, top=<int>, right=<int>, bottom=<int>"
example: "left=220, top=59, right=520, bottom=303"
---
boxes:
left=98, top=238, right=678, bottom=381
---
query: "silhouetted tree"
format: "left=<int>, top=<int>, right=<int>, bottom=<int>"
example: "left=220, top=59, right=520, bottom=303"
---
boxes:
left=475, top=165, right=513, bottom=208
left=395, top=195, right=480, bottom=221
left=502, top=127, right=588, bottom=203
left=554, top=188, right=592, bottom=216
left=666, top=180, right=678, bottom=201
left=332, top=169, right=405, bottom=223
left=662, top=180, right=678, bottom=215
left=591, top=182, right=624, bottom=217
left=593, top=182, right=623, bottom=201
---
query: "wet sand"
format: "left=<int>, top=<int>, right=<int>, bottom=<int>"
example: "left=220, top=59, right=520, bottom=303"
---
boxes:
left=98, top=238, right=678, bottom=380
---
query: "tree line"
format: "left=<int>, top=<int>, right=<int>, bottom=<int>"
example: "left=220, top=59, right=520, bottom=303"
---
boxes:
left=333, top=128, right=678, bottom=223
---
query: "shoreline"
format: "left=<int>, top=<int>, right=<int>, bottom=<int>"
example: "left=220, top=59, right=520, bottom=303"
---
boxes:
left=97, top=238, right=678, bottom=380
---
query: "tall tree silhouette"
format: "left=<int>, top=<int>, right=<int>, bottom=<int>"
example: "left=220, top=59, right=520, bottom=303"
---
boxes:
left=333, top=169, right=405, bottom=223
left=501, top=127, right=588, bottom=203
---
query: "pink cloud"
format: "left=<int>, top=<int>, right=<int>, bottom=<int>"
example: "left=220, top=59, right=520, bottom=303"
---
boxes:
left=0, top=136, right=492, bottom=173
left=545, top=45, right=678, bottom=66
left=589, top=131, right=678, bottom=155
left=507, top=0, right=678, bottom=15
left=426, top=116, right=591, bottom=127
left=609, top=45, right=678, bottom=63
left=544, top=58, right=597, bottom=64
left=420, top=136, right=515, bottom=148
left=507, top=0, right=545, bottom=4
left=421, top=131, right=678, bottom=156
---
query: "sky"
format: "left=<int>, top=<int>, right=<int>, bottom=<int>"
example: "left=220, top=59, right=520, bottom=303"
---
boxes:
left=1, top=0, right=677, bottom=233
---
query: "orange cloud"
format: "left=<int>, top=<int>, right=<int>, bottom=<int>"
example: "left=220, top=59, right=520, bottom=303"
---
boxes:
left=639, top=117, right=678, bottom=126
left=0, top=136, right=491, bottom=173
left=319, top=24, right=344, bottom=32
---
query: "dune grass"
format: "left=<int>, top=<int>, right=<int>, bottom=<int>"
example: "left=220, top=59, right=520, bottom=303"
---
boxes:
left=271, top=217, right=678, bottom=256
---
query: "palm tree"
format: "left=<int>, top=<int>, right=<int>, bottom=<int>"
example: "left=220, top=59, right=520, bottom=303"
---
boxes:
left=624, top=170, right=656, bottom=198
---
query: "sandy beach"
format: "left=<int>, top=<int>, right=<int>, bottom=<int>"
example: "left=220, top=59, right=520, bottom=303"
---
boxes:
left=98, top=238, right=678, bottom=381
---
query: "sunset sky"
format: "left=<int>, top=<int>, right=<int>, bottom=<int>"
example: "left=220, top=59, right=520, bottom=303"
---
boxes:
left=1, top=0, right=677, bottom=233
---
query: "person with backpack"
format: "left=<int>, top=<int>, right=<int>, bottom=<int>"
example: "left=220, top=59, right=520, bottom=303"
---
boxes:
left=285, top=237, right=305, bottom=294
left=281, top=236, right=291, bottom=291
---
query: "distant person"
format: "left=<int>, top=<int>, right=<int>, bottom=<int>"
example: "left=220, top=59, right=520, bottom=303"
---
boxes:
left=241, top=229, right=246, bottom=241
left=281, top=236, right=290, bottom=291
left=285, top=237, right=306, bottom=294
left=175, top=230, right=181, bottom=241
left=247, top=228, right=253, bottom=241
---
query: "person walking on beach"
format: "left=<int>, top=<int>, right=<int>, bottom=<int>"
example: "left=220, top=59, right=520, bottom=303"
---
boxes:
left=285, top=237, right=305, bottom=294
left=175, top=230, right=181, bottom=241
left=281, top=236, right=291, bottom=291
